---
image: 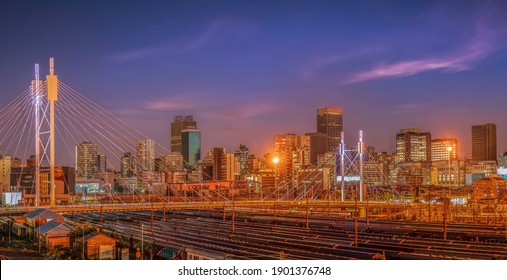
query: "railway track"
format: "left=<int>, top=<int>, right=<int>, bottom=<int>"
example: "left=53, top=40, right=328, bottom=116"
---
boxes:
left=65, top=210, right=507, bottom=260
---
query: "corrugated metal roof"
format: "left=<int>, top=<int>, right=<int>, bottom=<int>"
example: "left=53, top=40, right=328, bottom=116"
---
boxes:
left=24, top=208, right=65, bottom=220
left=34, top=220, right=72, bottom=235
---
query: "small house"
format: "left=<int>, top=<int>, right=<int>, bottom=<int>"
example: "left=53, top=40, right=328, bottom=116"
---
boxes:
left=81, top=232, right=117, bottom=260
left=34, top=220, right=73, bottom=251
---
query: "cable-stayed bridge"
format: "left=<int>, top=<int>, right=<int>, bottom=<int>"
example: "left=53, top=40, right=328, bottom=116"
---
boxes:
left=0, top=58, right=457, bottom=221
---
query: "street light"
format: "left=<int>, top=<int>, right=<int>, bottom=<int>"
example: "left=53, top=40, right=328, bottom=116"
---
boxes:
left=273, top=157, right=279, bottom=201
left=447, top=146, right=453, bottom=198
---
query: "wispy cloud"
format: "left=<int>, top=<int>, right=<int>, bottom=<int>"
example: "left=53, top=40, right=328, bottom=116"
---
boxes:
left=179, top=18, right=228, bottom=53
left=110, top=17, right=257, bottom=62
left=110, top=45, right=171, bottom=62
left=302, top=48, right=381, bottom=80
left=201, top=103, right=276, bottom=120
left=343, top=24, right=502, bottom=84
left=145, top=97, right=198, bottom=110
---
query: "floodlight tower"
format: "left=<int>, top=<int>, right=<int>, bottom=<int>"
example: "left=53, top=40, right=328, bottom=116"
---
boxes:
left=46, top=58, right=58, bottom=207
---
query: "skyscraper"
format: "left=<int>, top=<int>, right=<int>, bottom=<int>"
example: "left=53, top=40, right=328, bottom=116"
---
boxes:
left=171, top=115, right=197, bottom=153
left=181, top=129, right=201, bottom=168
left=472, top=123, right=497, bottom=161
left=431, top=138, right=457, bottom=161
left=395, top=129, right=431, bottom=163
left=317, top=107, right=343, bottom=153
left=76, top=142, right=98, bottom=179
left=234, top=144, right=249, bottom=176
left=120, top=152, right=135, bottom=178
left=274, top=134, right=304, bottom=187
left=136, top=139, right=155, bottom=172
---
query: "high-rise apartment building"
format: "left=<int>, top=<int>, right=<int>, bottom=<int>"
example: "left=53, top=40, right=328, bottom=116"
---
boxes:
left=136, top=139, right=155, bottom=172
left=395, top=128, right=431, bottom=163
left=317, top=107, right=343, bottom=153
left=76, top=142, right=98, bottom=179
left=171, top=115, right=197, bottom=153
left=431, top=138, right=457, bottom=161
left=181, top=129, right=201, bottom=168
left=472, top=123, right=497, bottom=161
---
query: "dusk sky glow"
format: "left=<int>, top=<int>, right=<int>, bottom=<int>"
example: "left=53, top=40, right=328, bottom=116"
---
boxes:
left=1, top=0, right=506, bottom=159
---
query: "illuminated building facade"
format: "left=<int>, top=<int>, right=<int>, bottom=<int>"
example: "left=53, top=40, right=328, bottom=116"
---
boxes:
left=395, top=128, right=431, bottom=163
left=76, top=142, right=98, bottom=179
left=136, top=139, right=155, bottom=172
left=431, top=138, right=457, bottom=161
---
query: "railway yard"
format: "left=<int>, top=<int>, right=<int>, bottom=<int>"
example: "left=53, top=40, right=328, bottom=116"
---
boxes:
left=64, top=209, right=507, bottom=260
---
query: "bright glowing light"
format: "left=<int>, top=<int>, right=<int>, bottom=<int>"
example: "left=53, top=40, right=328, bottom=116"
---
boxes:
left=273, top=157, right=279, bottom=164
left=447, top=146, right=453, bottom=152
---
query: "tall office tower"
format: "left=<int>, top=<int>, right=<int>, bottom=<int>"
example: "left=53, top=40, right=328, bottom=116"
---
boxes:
left=97, top=154, right=107, bottom=172
left=136, top=139, right=156, bottom=172
left=181, top=129, right=201, bottom=168
left=274, top=134, right=304, bottom=187
left=120, top=152, right=135, bottom=178
left=431, top=138, right=458, bottom=161
left=472, top=123, right=497, bottom=161
left=76, top=142, right=98, bottom=179
left=171, top=115, right=197, bottom=153
left=305, top=132, right=328, bottom=165
left=395, top=128, right=431, bottom=163
left=317, top=107, right=343, bottom=153
left=211, top=148, right=226, bottom=180
left=234, top=144, right=249, bottom=175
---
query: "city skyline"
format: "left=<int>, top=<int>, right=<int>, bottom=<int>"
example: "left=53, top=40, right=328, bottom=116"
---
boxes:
left=0, top=0, right=506, bottom=158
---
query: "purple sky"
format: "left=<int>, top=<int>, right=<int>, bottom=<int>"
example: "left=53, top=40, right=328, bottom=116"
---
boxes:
left=0, top=0, right=506, bottom=161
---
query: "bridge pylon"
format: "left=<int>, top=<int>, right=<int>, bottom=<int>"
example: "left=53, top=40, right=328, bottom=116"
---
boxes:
left=32, top=58, right=58, bottom=207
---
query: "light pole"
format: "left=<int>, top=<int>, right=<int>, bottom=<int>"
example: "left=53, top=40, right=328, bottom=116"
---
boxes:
left=447, top=146, right=452, bottom=198
left=273, top=157, right=279, bottom=201
left=447, top=146, right=453, bottom=222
